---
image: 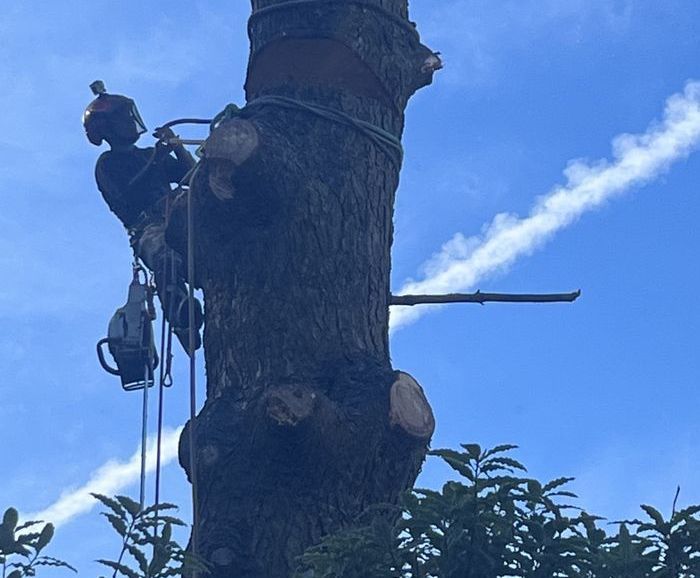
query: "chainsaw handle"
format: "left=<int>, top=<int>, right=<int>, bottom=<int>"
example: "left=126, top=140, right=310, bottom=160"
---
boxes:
left=96, top=338, right=121, bottom=376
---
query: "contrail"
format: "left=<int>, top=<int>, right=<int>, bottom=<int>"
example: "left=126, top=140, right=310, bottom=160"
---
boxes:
left=23, top=428, right=182, bottom=528
left=390, top=80, right=700, bottom=331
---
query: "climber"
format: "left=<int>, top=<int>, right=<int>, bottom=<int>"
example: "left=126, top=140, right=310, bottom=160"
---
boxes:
left=83, top=80, right=203, bottom=354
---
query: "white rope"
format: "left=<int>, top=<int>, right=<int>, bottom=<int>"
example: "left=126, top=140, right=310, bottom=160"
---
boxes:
left=138, top=362, right=150, bottom=509
left=186, top=181, right=200, bottom=569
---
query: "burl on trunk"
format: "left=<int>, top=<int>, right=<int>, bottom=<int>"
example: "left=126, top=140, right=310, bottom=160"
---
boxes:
left=176, top=1, right=440, bottom=575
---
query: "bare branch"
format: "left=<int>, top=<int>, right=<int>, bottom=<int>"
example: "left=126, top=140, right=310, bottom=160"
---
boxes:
left=390, top=290, right=581, bottom=306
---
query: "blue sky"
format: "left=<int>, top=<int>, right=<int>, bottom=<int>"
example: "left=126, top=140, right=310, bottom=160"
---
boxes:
left=2, top=0, right=699, bottom=574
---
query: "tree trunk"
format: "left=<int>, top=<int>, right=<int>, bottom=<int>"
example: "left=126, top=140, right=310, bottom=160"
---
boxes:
left=176, top=2, right=439, bottom=575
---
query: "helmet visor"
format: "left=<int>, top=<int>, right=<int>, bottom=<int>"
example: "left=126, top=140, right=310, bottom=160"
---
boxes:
left=83, top=95, right=147, bottom=145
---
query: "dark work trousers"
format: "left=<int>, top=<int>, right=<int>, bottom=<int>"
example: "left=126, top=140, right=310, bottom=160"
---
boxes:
left=130, top=222, right=190, bottom=330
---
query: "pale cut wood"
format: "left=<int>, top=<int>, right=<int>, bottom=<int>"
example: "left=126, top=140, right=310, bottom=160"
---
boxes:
left=204, top=119, right=260, bottom=200
left=205, top=118, right=260, bottom=165
left=390, top=372, right=435, bottom=440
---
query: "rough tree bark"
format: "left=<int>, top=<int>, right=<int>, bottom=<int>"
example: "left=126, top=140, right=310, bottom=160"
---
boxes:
left=175, top=1, right=439, bottom=576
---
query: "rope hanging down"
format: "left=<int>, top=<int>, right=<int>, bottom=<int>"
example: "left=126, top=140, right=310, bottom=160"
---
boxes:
left=185, top=176, right=200, bottom=567
left=138, top=356, right=152, bottom=508
left=154, top=198, right=177, bottom=509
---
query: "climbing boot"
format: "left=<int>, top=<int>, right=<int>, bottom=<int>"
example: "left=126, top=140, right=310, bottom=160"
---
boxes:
left=173, top=295, right=204, bottom=354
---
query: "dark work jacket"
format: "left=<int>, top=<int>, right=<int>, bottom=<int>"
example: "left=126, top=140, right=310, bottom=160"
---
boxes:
left=95, top=146, right=189, bottom=230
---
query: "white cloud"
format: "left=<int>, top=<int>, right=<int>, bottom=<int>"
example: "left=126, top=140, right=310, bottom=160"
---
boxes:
left=23, top=428, right=182, bottom=528
left=415, top=0, right=635, bottom=87
left=391, top=80, right=700, bottom=330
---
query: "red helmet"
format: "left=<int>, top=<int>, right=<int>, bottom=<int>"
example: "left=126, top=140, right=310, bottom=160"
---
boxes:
left=83, top=82, right=147, bottom=146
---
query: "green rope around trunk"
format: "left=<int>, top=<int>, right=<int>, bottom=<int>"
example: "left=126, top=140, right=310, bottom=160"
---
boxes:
left=210, top=95, right=404, bottom=168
